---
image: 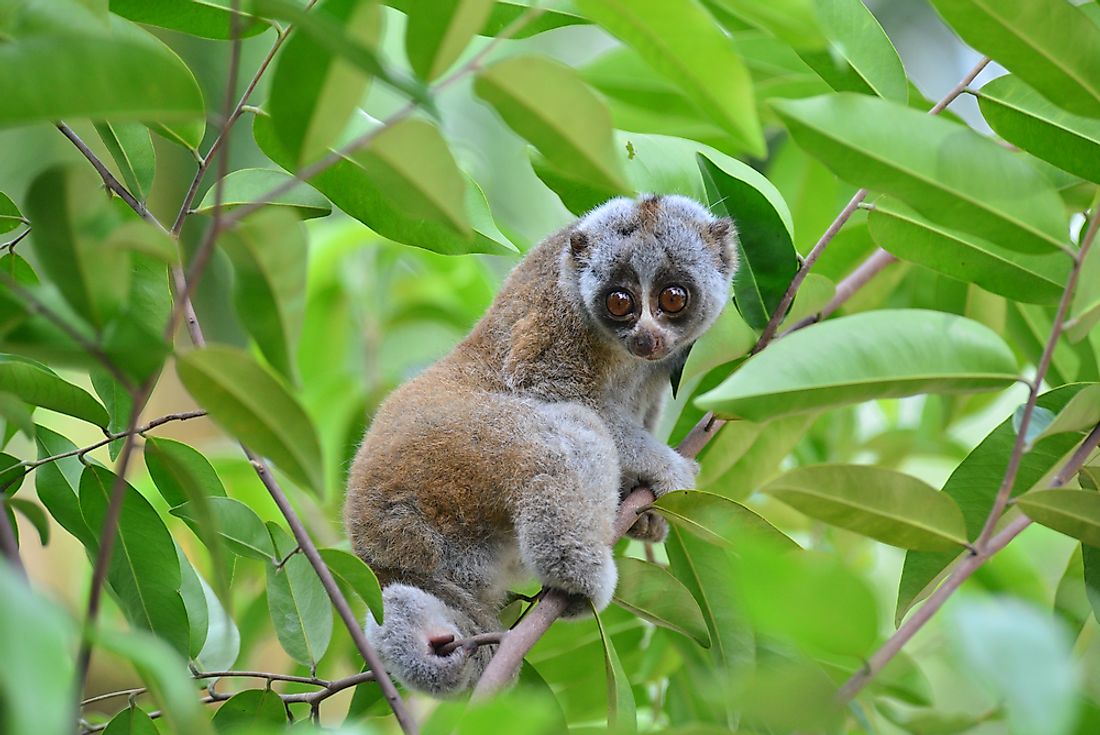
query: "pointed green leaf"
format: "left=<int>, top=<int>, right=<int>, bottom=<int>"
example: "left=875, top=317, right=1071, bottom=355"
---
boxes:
left=102, top=705, right=159, bottom=735
left=406, top=0, right=493, bottom=81
left=1018, top=490, right=1100, bottom=547
left=0, top=193, right=24, bottom=234
left=475, top=55, right=627, bottom=194
left=655, top=489, right=799, bottom=550
left=212, top=688, right=288, bottom=732
left=8, top=497, right=48, bottom=545
left=697, top=310, right=1018, bottom=421
left=319, top=547, right=383, bottom=624
left=109, top=0, right=270, bottom=40
left=385, top=0, right=589, bottom=39
left=94, top=120, right=156, bottom=201
left=1029, top=385, right=1100, bottom=446
left=266, top=524, right=333, bottom=667
left=195, top=168, right=332, bottom=220
left=267, top=0, right=382, bottom=166
left=592, top=607, right=637, bottom=734
left=764, top=464, right=969, bottom=550
left=177, top=544, right=209, bottom=657
left=348, top=117, right=472, bottom=236
left=929, top=0, right=1100, bottom=118
left=698, top=152, right=798, bottom=330
left=868, top=197, right=1070, bottom=306
left=176, top=345, right=324, bottom=492
left=171, top=497, right=276, bottom=562
left=148, top=119, right=205, bottom=152
left=712, top=0, right=823, bottom=49
left=33, top=426, right=95, bottom=547
left=772, top=93, right=1069, bottom=254
left=0, top=355, right=108, bottom=427
left=978, top=75, right=1100, bottom=185
left=90, top=368, right=133, bottom=461
left=613, top=557, right=710, bottom=647
left=221, top=209, right=308, bottom=382
left=80, top=465, right=190, bottom=656
left=575, top=0, right=764, bottom=157
left=197, top=573, right=241, bottom=671
left=1068, top=234, right=1100, bottom=343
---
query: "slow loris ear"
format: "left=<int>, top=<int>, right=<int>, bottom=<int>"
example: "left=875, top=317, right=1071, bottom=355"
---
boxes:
left=706, top=217, right=738, bottom=275
left=569, top=231, right=590, bottom=259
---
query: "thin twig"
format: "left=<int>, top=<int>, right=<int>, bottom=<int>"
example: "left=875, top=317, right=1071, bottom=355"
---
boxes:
left=2, top=227, right=31, bottom=253
left=751, top=56, right=992, bottom=352
left=781, top=248, right=899, bottom=335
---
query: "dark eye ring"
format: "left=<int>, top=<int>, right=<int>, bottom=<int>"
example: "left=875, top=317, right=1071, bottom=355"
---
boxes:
left=659, top=285, right=688, bottom=314
left=605, top=290, right=635, bottom=319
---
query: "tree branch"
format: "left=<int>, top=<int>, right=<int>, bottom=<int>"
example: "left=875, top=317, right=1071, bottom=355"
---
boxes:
left=781, top=248, right=899, bottom=335
left=0, top=495, right=26, bottom=577
left=751, top=56, right=991, bottom=353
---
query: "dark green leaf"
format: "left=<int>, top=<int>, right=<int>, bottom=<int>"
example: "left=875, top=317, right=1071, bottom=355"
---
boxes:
left=34, top=426, right=96, bottom=547
left=0, top=192, right=24, bottom=234
left=110, top=0, right=270, bottom=40
left=613, top=557, right=710, bottom=647
left=90, top=368, right=133, bottom=460
left=171, top=497, right=276, bottom=562
left=772, top=94, right=1069, bottom=254
left=93, top=120, right=156, bottom=201
left=655, top=489, right=799, bottom=550
left=0, top=453, right=25, bottom=494
left=211, top=688, right=287, bottom=732
left=145, top=436, right=228, bottom=507
left=592, top=607, right=637, bottom=734
left=406, top=0, right=493, bottom=81
left=319, top=547, right=383, bottom=623
left=0, top=355, right=108, bottom=427
left=9, top=497, right=49, bottom=545
left=80, top=465, right=190, bottom=656
left=195, top=168, right=332, bottom=220
left=176, top=345, right=324, bottom=492
left=697, top=310, right=1018, bottom=421
left=102, top=705, right=159, bottom=735
left=266, top=524, right=332, bottom=667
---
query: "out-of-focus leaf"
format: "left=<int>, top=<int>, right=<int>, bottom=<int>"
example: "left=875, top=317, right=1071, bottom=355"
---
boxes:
left=613, top=557, right=710, bottom=647
left=171, top=497, right=276, bottom=562
left=89, top=368, right=132, bottom=461
left=0, top=193, right=24, bottom=234
left=93, top=121, right=155, bottom=201
left=697, top=310, right=1018, bottom=421
left=0, top=563, right=75, bottom=735
left=475, top=55, right=627, bottom=194
left=195, top=168, right=332, bottom=220
left=0, top=355, right=108, bottom=427
left=406, top=0, right=493, bottom=81
left=1068, top=234, right=1100, bottom=343
left=222, top=209, right=308, bottom=382
left=699, top=152, right=797, bottom=330
left=267, top=0, right=382, bottom=167
left=655, top=489, right=799, bottom=550
left=319, top=547, right=383, bottom=623
left=253, top=113, right=515, bottom=255
left=102, top=705, right=159, bottom=735
left=176, top=345, right=324, bottom=492
left=177, top=544, right=209, bottom=657
left=9, top=498, right=49, bottom=545
left=80, top=465, right=190, bottom=656
left=772, top=94, right=1069, bottom=254
left=877, top=702, right=1000, bottom=735
left=148, top=119, right=205, bottom=152
left=211, top=688, right=288, bottom=732
left=592, top=607, right=637, bottom=734
left=978, top=75, right=1100, bottom=185
left=0, top=16, right=204, bottom=126
left=110, top=0, right=270, bottom=40
left=868, top=197, right=1070, bottom=306
left=385, top=0, right=589, bottom=38
left=763, top=464, right=969, bottom=550
left=679, top=306, right=755, bottom=387
left=34, top=426, right=95, bottom=547
left=574, top=0, right=765, bottom=157
left=1017, top=490, right=1100, bottom=547
left=929, top=0, right=1100, bottom=118
left=197, top=574, right=241, bottom=671
left=712, top=0, right=823, bottom=49
left=266, top=524, right=332, bottom=667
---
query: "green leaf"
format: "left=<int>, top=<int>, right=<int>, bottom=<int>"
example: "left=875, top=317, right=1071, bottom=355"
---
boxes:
left=1029, top=385, right=1100, bottom=445
left=211, top=688, right=288, bottom=732
left=195, top=168, right=332, bottom=220
left=110, top=0, right=270, bottom=40
left=197, top=573, right=241, bottom=671
left=221, top=209, right=308, bottom=382
left=711, top=0, right=823, bottom=49
left=697, top=310, right=1018, bottom=421
left=24, top=165, right=131, bottom=327
left=698, top=152, right=798, bottom=330
left=897, top=385, right=1090, bottom=623
left=347, top=117, right=472, bottom=236
left=575, top=0, right=765, bottom=157
left=171, top=497, right=276, bottom=562
left=319, top=547, right=384, bottom=624
left=977, top=75, right=1100, bottom=185
left=177, top=544, right=209, bottom=657
left=655, top=489, right=799, bottom=550
left=266, top=524, right=333, bottom=667
left=0, top=16, right=204, bottom=126
left=1068, top=233, right=1100, bottom=343
left=253, top=113, right=515, bottom=255
left=763, top=464, right=969, bottom=550
left=867, top=197, right=1070, bottom=306
left=93, top=121, right=156, bottom=202
left=406, top=0, right=493, bottom=81
left=145, top=436, right=228, bottom=507
left=267, top=0, right=382, bottom=167
left=1017, top=490, right=1100, bottom=547
left=176, top=345, right=324, bottom=492
left=678, top=306, right=756, bottom=388
left=0, top=453, right=25, bottom=495
left=0, top=563, right=76, bottom=735
left=929, top=0, right=1100, bottom=118
left=102, top=705, right=159, bottom=735
left=385, top=0, right=590, bottom=39
left=9, top=497, right=49, bottom=545
left=90, top=369, right=133, bottom=461
left=80, top=466, right=190, bottom=656
left=592, top=607, right=637, bottom=734
left=613, top=557, right=710, bottom=647
left=0, top=355, right=108, bottom=427
left=772, top=93, right=1069, bottom=254
left=0, top=192, right=24, bottom=234
left=475, top=55, right=627, bottom=194
left=148, top=119, right=205, bottom=152
left=34, top=426, right=96, bottom=547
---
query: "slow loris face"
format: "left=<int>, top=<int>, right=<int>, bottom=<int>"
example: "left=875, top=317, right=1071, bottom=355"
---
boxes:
left=565, top=194, right=738, bottom=363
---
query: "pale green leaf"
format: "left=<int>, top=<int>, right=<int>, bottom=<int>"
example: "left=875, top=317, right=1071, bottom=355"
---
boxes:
left=93, top=120, right=156, bottom=201
left=592, top=607, right=637, bottom=734
left=171, top=496, right=276, bottom=562
left=655, top=489, right=799, bottom=550
left=1018, top=490, right=1100, bottom=547
left=195, top=168, right=332, bottom=220
left=0, top=355, right=108, bottom=427
left=613, top=557, right=710, bottom=647
left=406, top=0, right=494, bottom=81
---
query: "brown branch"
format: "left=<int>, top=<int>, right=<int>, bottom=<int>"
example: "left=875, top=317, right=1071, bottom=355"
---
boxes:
left=0, top=496, right=25, bottom=577
left=2, top=227, right=31, bottom=253
left=751, top=56, right=992, bottom=353
left=781, top=248, right=899, bottom=335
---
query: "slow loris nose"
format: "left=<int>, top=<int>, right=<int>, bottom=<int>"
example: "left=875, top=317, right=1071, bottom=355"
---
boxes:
left=629, top=329, right=662, bottom=358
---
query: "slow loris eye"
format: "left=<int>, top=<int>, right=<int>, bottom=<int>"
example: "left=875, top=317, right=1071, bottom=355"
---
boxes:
left=606, top=290, right=635, bottom=318
left=659, top=285, right=688, bottom=314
